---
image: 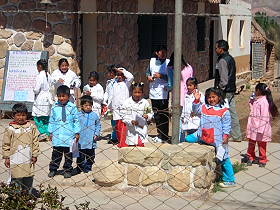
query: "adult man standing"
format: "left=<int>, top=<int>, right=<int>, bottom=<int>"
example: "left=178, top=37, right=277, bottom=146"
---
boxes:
left=146, top=46, right=170, bottom=143
left=215, top=40, right=242, bottom=142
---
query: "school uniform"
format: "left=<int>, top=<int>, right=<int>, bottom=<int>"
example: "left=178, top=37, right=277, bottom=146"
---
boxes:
left=122, top=97, right=153, bottom=146
left=32, top=71, right=53, bottom=136
left=48, top=101, right=81, bottom=173
left=83, top=84, right=104, bottom=116
left=111, top=69, right=134, bottom=146
left=146, top=58, right=170, bottom=141
left=77, top=111, right=101, bottom=173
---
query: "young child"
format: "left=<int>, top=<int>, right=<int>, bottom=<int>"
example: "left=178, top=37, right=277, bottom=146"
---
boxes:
left=103, top=65, right=117, bottom=144
left=83, top=71, right=104, bottom=116
left=32, top=59, right=53, bottom=141
left=193, top=87, right=236, bottom=188
left=48, top=85, right=81, bottom=179
left=122, top=82, right=153, bottom=146
left=74, top=95, right=101, bottom=174
left=2, top=103, right=40, bottom=191
left=246, top=83, right=278, bottom=167
left=180, top=77, right=204, bottom=142
left=111, top=67, right=134, bottom=147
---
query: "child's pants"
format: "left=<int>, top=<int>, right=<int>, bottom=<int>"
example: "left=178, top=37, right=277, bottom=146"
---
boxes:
left=116, top=120, right=128, bottom=147
left=247, top=140, right=268, bottom=163
left=49, top=147, right=73, bottom=173
left=11, top=176, right=33, bottom=191
left=77, top=149, right=95, bottom=173
left=220, top=157, right=235, bottom=182
left=111, top=120, right=118, bottom=142
left=34, top=116, right=50, bottom=136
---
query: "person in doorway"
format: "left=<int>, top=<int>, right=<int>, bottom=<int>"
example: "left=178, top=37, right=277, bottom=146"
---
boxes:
left=51, top=58, right=81, bottom=103
left=146, top=46, right=170, bottom=143
left=214, top=40, right=242, bottom=142
left=32, top=59, right=53, bottom=141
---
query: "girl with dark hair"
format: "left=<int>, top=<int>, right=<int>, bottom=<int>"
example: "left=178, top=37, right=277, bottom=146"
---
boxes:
left=121, top=82, right=153, bottom=147
left=51, top=58, right=81, bottom=103
left=188, top=87, right=236, bottom=188
left=246, top=83, right=279, bottom=167
left=32, top=59, right=53, bottom=141
left=167, top=52, right=193, bottom=106
left=83, top=71, right=104, bottom=116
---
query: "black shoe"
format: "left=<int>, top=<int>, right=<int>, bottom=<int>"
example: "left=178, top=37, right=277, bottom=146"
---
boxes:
left=48, top=171, right=57, bottom=178
left=259, top=163, right=266, bottom=168
left=72, top=168, right=82, bottom=176
left=64, top=172, right=72, bottom=178
left=247, top=160, right=253, bottom=166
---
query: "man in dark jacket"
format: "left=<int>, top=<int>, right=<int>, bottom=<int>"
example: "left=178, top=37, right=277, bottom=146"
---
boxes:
left=215, top=40, right=242, bottom=142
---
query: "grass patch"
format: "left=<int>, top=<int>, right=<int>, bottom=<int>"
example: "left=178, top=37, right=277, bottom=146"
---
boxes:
left=212, top=181, right=226, bottom=193
left=233, top=161, right=248, bottom=174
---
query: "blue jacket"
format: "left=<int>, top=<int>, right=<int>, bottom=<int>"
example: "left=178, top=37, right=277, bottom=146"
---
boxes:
left=48, top=101, right=81, bottom=147
left=193, top=102, right=231, bottom=159
left=78, top=111, right=101, bottom=149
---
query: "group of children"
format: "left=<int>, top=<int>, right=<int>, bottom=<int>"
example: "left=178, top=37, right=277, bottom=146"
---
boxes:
left=2, top=57, right=278, bottom=191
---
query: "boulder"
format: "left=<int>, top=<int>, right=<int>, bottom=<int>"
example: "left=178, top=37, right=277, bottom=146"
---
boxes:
left=33, top=41, right=43, bottom=51
left=13, top=32, right=26, bottom=47
left=194, top=167, right=214, bottom=188
left=141, top=166, right=166, bottom=186
left=93, top=160, right=124, bottom=186
left=0, top=29, right=13, bottom=39
left=53, top=35, right=64, bottom=45
left=21, top=40, right=34, bottom=51
left=167, top=167, right=190, bottom=192
left=127, top=165, right=142, bottom=186
left=0, top=58, right=5, bottom=69
left=118, top=147, right=163, bottom=167
left=0, top=40, right=8, bottom=58
left=26, top=31, right=42, bottom=40
left=57, top=42, right=75, bottom=57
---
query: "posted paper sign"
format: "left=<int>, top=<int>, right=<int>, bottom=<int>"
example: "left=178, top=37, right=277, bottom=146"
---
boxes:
left=3, top=51, right=42, bottom=102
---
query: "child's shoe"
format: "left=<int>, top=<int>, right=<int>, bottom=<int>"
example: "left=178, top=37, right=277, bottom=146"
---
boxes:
left=64, top=172, right=72, bottom=178
left=259, top=163, right=266, bottom=168
left=48, top=171, right=57, bottom=178
left=247, top=160, right=253, bottom=166
left=219, top=182, right=236, bottom=188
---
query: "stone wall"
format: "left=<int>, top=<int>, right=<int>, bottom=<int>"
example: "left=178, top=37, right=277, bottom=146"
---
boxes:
left=0, top=0, right=79, bottom=95
left=92, top=143, right=216, bottom=197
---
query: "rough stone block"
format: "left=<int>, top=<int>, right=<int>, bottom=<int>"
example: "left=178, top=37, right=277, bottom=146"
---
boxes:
left=13, top=32, right=26, bottom=47
left=141, top=166, right=166, bottom=186
left=21, top=40, right=34, bottom=51
left=93, top=160, right=124, bottom=186
left=0, top=29, right=13, bottom=39
left=194, top=167, right=214, bottom=189
left=0, top=40, right=8, bottom=58
left=53, top=35, right=64, bottom=45
left=57, top=42, right=75, bottom=57
left=167, top=167, right=190, bottom=192
left=127, top=165, right=141, bottom=186
left=26, top=31, right=42, bottom=40
left=118, top=147, right=163, bottom=167
left=33, top=41, right=43, bottom=51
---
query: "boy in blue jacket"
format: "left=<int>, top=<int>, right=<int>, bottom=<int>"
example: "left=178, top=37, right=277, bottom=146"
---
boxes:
left=74, top=95, right=101, bottom=174
left=48, top=85, right=80, bottom=178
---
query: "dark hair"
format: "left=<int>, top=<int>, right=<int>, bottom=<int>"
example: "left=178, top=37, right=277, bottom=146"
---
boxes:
left=58, top=58, right=69, bottom=68
left=107, top=64, right=117, bottom=75
left=131, top=82, right=144, bottom=92
left=186, top=77, right=199, bottom=87
left=37, top=59, right=49, bottom=81
left=155, top=45, right=167, bottom=52
left=255, top=83, right=279, bottom=117
left=168, top=52, right=187, bottom=67
left=89, top=71, right=99, bottom=81
left=56, top=85, right=70, bottom=96
left=12, top=103, right=28, bottom=114
left=216, top=40, right=229, bottom=52
left=205, top=87, right=225, bottom=106
left=80, top=95, right=93, bottom=106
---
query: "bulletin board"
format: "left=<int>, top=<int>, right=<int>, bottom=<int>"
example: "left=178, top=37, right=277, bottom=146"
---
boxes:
left=0, top=50, right=48, bottom=112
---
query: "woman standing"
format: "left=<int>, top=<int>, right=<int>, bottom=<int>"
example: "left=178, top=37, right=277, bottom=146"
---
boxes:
left=32, top=59, right=53, bottom=141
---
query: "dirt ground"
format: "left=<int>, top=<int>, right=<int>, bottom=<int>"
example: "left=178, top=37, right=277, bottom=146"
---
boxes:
left=235, top=89, right=280, bottom=143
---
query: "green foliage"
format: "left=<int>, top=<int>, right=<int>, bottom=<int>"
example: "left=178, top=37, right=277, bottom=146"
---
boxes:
left=233, top=161, right=248, bottom=174
left=255, top=13, right=280, bottom=59
left=0, top=183, right=91, bottom=210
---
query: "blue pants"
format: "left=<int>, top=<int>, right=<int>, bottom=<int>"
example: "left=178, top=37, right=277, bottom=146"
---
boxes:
left=111, top=120, right=118, bottom=142
left=221, top=157, right=235, bottom=182
left=184, top=131, right=199, bottom=143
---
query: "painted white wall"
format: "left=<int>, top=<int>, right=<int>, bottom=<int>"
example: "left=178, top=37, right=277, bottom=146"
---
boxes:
left=219, top=0, right=251, bottom=57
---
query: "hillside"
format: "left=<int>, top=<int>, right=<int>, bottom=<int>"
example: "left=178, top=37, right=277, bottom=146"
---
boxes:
left=243, top=0, right=280, bottom=16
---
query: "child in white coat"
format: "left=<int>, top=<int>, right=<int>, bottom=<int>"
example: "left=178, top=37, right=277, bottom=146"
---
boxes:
left=111, top=67, right=134, bottom=147
left=83, top=71, right=104, bottom=116
left=122, top=82, right=153, bottom=146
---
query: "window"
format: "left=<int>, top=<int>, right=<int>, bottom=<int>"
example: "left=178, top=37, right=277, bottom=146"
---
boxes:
left=239, top=20, right=245, bottom=47
left=196, top=17, right=206, bottom=51
left=138, top=15, right=167, bottom=59
left=227, top=19, right=233, bottom=48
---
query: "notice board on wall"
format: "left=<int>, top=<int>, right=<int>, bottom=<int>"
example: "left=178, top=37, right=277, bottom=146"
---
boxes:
left=0, top=50, right=48, bottom=111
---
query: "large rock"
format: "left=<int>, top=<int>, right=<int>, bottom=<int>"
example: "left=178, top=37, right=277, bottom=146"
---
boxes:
left=0, top=58, right=5, bottom=69
left=127, top=165, right=141, bottom=186
left=13, top=33, right=26, bottom=47
left=53, top=35, right=64, bottom=45
left=193, top=167, right=214, bottom=189
left=21, top=40, right=34, bottom=51
left=118, top=147, right=163, bottom=167
left=93, top=160, right=124, bottom=186
left=0, top=40, right=8, bottom=58
left=167, top=167, right=190, bottom=192
left=141, top=166, right=166, bottom=186
left=49, top=55, right=63, bottom=71
left=26, top=32, right=42, bottom=40
left=44, top=45, right=55, bottom=56
left=0, top=29, right=13, bottom=39
left=57, top=42, right=75, bottom=57
left=33, top=41, right=43, bottom=51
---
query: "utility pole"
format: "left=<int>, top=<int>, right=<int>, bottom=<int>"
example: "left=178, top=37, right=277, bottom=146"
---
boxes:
left=171, top=0, right=183, bottom=144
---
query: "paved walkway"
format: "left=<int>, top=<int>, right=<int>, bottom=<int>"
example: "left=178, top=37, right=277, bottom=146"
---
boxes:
left=0, top=119, right=279, bottom=210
